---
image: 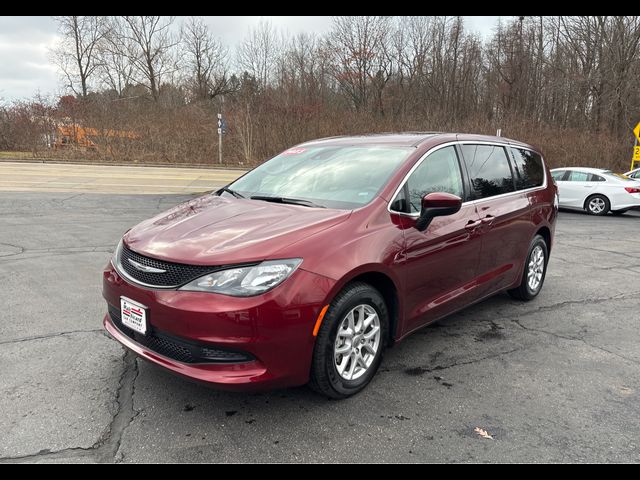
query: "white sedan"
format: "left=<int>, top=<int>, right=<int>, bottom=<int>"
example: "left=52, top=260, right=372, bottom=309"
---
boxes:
left=550, top=167, right=640, bottom=215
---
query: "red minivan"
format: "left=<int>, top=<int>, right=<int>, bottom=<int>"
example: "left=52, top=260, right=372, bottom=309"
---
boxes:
left=103, top=133, right=557, bottom=398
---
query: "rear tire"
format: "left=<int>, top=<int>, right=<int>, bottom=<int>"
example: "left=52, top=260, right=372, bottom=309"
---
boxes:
left=508, top=235, right=548, bottom=301
left=585, top=195, right=610, bottom=216
left=309, top=282, right=388, bottom=399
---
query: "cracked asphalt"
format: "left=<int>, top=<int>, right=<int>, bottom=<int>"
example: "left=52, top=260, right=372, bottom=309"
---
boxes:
left=1, top=191, right=639, bottom=463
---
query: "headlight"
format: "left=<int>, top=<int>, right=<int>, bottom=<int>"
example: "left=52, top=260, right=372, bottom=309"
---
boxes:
left=179, top=259, right=302, bottom=296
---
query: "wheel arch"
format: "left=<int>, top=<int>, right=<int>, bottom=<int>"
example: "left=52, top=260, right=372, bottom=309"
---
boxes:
left=583, top=193, right=610, bottom=212
left=536, top=226, right=552, bottom=252
left=322, top=265, right=402, bottom=346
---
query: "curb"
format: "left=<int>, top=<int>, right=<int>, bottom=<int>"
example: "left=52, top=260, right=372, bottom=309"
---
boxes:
left=0, top=157, right=249, bottom=171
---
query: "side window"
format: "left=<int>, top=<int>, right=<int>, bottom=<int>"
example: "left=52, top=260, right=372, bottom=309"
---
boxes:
left=589, top=174, right=606, bottom=182
left=630, top=170, right=640, bottom=179
left=551, top=170, right=567, bottom=181
left=403, top=146, right=464, bottom=214
left=460, top=144, right=515, bottom=199
left=510, top=148, right=544, bottom=189
left=567, top=171, right=590, bottom=182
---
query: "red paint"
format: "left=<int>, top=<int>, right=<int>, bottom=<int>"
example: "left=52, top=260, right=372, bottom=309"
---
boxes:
left=421, top=192, right=462, bottom=209
left=473, top=191, right=532, bottom=294
left=103, top=133, right=557, bottom=391
left=399, top=202, right=483, bottom=333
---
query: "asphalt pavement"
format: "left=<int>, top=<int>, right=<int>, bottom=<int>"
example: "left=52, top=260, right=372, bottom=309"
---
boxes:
left=1, top=187, right=639, bottom=463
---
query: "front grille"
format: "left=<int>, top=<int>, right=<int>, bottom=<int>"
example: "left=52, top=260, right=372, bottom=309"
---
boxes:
left=108, top=305, right=253, bottom=364
left=118, top=244, right=221, bottom=287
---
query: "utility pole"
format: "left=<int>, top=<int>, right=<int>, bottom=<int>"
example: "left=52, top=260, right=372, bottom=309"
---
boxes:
left=217, top=113, right=222, bottom=164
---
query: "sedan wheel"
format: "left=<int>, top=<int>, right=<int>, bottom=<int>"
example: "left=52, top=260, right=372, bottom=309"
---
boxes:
left=586, top=195, right=610, bottom=216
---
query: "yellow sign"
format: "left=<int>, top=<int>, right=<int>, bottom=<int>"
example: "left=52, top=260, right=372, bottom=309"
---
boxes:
left=634, top=146, right=640, bottom=161
left=634, top=122, right=640, bottom=143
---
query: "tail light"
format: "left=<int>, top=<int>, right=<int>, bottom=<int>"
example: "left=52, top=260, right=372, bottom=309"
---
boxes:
left=624, top=187, right=640, bottom=194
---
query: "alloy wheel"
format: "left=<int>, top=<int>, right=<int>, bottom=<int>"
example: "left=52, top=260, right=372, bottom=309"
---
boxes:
left=588, top=197, right=606, bottom=214
left=527, top=245, right=545, bottom=292
left=334, top=304, right=381, bottom=381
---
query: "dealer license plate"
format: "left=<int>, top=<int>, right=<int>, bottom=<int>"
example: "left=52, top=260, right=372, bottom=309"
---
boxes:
left=120, top=297, right=147, bottom=335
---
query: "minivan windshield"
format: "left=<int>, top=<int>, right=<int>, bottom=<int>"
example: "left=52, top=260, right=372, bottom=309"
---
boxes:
left=226, top=146, right=413, bottom=209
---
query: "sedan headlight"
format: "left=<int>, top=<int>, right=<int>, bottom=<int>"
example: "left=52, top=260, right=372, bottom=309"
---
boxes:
left=179, top=259, right=302, bottom=296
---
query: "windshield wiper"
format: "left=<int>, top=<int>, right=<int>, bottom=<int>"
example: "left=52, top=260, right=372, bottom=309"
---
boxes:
left=218, top=186, right=245, bottom=199
left=250, top=195, right=326, bottom=208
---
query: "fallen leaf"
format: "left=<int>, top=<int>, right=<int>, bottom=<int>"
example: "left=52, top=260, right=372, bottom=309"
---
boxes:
left=619, top=386, right=634, bottom=396
left=474, top=427, right=494, bottom=439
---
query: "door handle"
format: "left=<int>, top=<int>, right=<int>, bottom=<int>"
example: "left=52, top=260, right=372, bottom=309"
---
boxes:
left=481, top=215, right=495, bottom=226
left=465, top=219, right=482, bottom=230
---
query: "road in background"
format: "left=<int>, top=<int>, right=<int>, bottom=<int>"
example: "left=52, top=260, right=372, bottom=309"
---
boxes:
left=1, top=188, right=640, bottom=463
left=0, top=162, right=245, bottom=194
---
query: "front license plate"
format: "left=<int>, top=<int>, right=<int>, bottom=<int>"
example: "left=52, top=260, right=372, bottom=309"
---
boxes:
left=120, top=297, right=147, bottom=335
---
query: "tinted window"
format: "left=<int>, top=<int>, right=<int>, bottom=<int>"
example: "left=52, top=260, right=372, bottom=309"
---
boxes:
left=551, top=170, right=567, bottom=181
left=461, top=144, right=515, bottom=199
left=230, top=146, right=411, bottom=209
left=590, top=174, right=606, bottom=182
left=630, top=170, right=640, bottom=179
left=510, top=148, right=544, bottom=189
left=567, top=171, right=591, bottom=182
left=403, top=146, right=464, bottom=214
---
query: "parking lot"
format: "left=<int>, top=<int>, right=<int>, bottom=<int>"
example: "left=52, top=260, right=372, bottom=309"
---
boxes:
left=1, top=163, right=639, bottom=463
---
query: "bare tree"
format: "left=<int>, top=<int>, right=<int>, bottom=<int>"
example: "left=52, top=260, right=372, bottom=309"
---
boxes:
left=182, top=17, right=230, bottom=101
left=52, top=16, right=108, bottom=97
left=326, top=16, right=393, bottom=112
left=97, top=16, right=136, bottom=97
left=237, top=20, right=280, bottom=89
left=121, top=16, right=178, bottom=101
left=8, top=15, right=640, bottom=171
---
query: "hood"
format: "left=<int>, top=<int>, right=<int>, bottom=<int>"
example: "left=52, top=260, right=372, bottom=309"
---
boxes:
left=124, top=195, right=351, bottom=265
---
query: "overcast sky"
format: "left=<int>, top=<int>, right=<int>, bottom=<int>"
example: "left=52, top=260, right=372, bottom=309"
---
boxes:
left=0, top=16, right=507, bottom=101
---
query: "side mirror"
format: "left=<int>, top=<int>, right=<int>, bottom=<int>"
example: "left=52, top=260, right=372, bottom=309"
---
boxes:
left=415, top=192, right=462, bottom=231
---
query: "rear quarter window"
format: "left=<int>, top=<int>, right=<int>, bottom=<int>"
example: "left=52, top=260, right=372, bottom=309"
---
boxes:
left=510, top=148, right=544, bottom=189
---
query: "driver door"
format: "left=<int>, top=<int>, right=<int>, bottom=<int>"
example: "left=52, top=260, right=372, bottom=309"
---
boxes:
left=394, top=145, right=483, bottom=335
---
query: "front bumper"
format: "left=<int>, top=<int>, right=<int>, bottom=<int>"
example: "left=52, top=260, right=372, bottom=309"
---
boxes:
left=102, top=261, right=335, bottom=391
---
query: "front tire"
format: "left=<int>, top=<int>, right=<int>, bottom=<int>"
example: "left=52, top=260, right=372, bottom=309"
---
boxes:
left=508, top=235, right=548, bottom=301
left=585, top=195, right=610, bottom=216
left=309, top=282, right=388, bottom=399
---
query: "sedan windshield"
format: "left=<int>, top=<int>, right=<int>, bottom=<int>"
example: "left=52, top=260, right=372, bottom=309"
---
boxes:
left=226, top=146, right=413, bottom=209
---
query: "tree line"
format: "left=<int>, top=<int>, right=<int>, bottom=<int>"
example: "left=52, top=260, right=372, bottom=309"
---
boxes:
left=1, top=16, right=639, bottom=170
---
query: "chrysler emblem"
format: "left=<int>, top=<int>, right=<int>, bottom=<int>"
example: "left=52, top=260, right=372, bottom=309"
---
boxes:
left=127, top=258, right=166, bottom=274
